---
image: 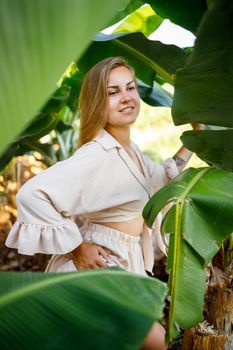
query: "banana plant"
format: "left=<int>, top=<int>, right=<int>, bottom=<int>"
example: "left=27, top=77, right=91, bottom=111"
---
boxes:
left=0, top=269, right=167, bottom=350
left=143, top=167, right=233, bottom=343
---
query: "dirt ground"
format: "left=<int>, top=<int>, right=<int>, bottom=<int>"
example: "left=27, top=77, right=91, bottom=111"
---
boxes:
left=0, top=243, right=50, bottom=272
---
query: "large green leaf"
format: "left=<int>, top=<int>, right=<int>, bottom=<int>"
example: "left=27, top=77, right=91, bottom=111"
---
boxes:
left=0, top=65, right=84, bottom=170
left=171, top=0, right=233, bottom=170
left=0, top=84, right=70, bottom=171
left=55, top=121, right=78, bottom=161
left=172, top=0, right=233, bottom=128
left=113, top=4, right=163, bottom=37
left=0, top=0, right=129, bottom=153
left=14, top=85, right=71, bottom=143
left=138, top=80, right=172, bottom=107
left=181, top=129, right=233, bottom=171
left=63, top=72, right=84, bottom=112
left=143, top=167, right=233, bottom=343
left=107, top=0, right=144, bottom=28
left=147, top=0, right=207, bottom=34
left=0, top=269, right=167, bottom=350
left=78, top=32, right=188, bottom=86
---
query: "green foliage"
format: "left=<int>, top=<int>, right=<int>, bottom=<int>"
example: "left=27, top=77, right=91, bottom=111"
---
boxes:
left=0, top=269, right=167, bottom=350
left=0, top=0, right=129, bottom=153
left=78, top=32, right=188, bottom=86
left=1, top=1, right=233, bottom=346
left=0, top=83, right=75, bottom=170
left=113, top=4, right=163, bottom=37
left=143, top=167, right=233, bottom=343
left=173, top=0, right=233, bottom=127
left=137, top=80, right=172, bottom=107
left=107, top=0, right=144, bottom=28
left=147, top=0, right=207, bottom=34
left=180, top=129, right=233, bottom=171
left=172, top=0, right=233, bottom=170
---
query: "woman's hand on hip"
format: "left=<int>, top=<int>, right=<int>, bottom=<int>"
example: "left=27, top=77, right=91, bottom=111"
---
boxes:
left=71, top=241, right=111, bottom=270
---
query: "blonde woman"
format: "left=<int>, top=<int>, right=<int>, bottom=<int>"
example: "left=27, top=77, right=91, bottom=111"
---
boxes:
left=6, top=57, right=203, bottom=350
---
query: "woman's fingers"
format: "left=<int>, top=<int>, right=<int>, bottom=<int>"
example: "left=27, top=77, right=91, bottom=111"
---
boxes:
left=95, top=256, right=108, bottom=268
left=72, top=242, right=111, bottom=269
left=97, top=245, right=111, bottom=263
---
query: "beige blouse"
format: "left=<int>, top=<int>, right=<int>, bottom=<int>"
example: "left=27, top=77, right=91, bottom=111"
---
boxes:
left=6, top=130, right=179, bottom=269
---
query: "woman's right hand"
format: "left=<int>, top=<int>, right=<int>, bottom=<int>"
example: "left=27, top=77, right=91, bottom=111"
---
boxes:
left=71, top=241, right=111, bottom=270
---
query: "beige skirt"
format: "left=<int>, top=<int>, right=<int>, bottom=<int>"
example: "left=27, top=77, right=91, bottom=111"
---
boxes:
left=45, top=223, right=147, bottom=276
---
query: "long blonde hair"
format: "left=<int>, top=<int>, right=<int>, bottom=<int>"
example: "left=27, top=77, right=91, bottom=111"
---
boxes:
left=78, top=57, right=135, bottom=147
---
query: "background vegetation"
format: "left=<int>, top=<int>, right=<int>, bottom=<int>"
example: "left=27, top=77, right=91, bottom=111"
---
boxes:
left=0, top=1, right=232, bottom=349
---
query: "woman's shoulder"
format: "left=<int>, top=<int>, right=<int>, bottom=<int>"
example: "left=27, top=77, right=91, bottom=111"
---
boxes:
left=73, top=130, right=120, bottom=160
left=73, top=139, right=107, bottom=160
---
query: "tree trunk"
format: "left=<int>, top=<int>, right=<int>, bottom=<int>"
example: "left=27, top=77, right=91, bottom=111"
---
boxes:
left=182, top=245, right=233, bottom=350
left=182, top=328, right=226, bottom=350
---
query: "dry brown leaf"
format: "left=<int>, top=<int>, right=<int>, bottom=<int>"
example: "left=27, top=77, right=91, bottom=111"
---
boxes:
left=0, top=210, right=10, bottom=225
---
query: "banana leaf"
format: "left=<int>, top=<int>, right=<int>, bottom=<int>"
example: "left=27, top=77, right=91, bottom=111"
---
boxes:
left=0, top=84, right=70, bottom=171
left=107, top=0, right=144, bottom=28
left=0, top=142, right=56, bottom=172
left=113, top=4, right=163, bottom=37
left=143, top=167, right=233, bottom=343
left=0, top=69, right=81, bottom=170
left=0, top=0, right=130, bottom=153
left=63, top=72, right=84, bottom=112
left=138, top=80, right=172, bottom=107
left=147, top=0, right=207, bottom=34
left=55, top=120, right=78, bottom=161
left=172, top=0, right=233, bottom=128
left=0, top=269, right=167, bottom=350
left=181, top=129, right=233, bottom=171
left=78, top=32, right=188, bottom=86
left=172, top=0, right=233, bottom=170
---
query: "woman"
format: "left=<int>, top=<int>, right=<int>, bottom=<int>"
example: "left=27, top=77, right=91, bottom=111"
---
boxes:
left=6, top=57, right=202, bottom=350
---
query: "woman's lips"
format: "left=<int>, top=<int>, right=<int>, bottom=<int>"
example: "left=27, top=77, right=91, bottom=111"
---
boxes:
left=119, top=106, right=134, bottom=113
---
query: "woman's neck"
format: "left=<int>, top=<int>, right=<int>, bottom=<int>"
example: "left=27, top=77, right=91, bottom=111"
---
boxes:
left=105, top=125, right=131, bottom=148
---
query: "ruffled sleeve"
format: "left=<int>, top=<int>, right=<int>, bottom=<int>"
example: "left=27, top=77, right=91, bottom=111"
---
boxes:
left=6, top=220, right=82, bottom=255
left=5, top=151, right=86, bottom=255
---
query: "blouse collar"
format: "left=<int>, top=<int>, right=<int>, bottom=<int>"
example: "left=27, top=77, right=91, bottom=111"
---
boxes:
left=94, top=129, right=122, bottom=150
left=94, top=129, right=151, bottom=197
left=94, top=129, right=138, bottom=151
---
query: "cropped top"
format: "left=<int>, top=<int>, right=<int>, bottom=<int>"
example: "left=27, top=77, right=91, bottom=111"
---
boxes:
left=6, top=129, right=179, bottom=262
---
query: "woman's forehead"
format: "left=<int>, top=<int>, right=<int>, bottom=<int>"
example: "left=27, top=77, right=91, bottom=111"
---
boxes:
left=108, top=66, right=134, bottom=85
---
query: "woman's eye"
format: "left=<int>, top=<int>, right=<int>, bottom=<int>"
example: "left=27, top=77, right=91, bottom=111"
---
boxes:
left=108, top=91, right=117, bottom=96
left=128, top=86, right=135, bottom=90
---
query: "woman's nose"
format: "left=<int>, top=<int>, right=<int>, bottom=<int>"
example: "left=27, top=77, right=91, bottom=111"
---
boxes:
left=120, top=91, right=131, bottom=102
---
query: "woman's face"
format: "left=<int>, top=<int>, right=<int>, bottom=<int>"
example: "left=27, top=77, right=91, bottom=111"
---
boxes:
left=106, top=66, right=140, bottom=127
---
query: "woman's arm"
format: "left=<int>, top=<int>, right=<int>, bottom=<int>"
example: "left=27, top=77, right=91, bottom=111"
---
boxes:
left=172, top=123, right=205, bottom=172
left=6, top=143, right=113, bottom=270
